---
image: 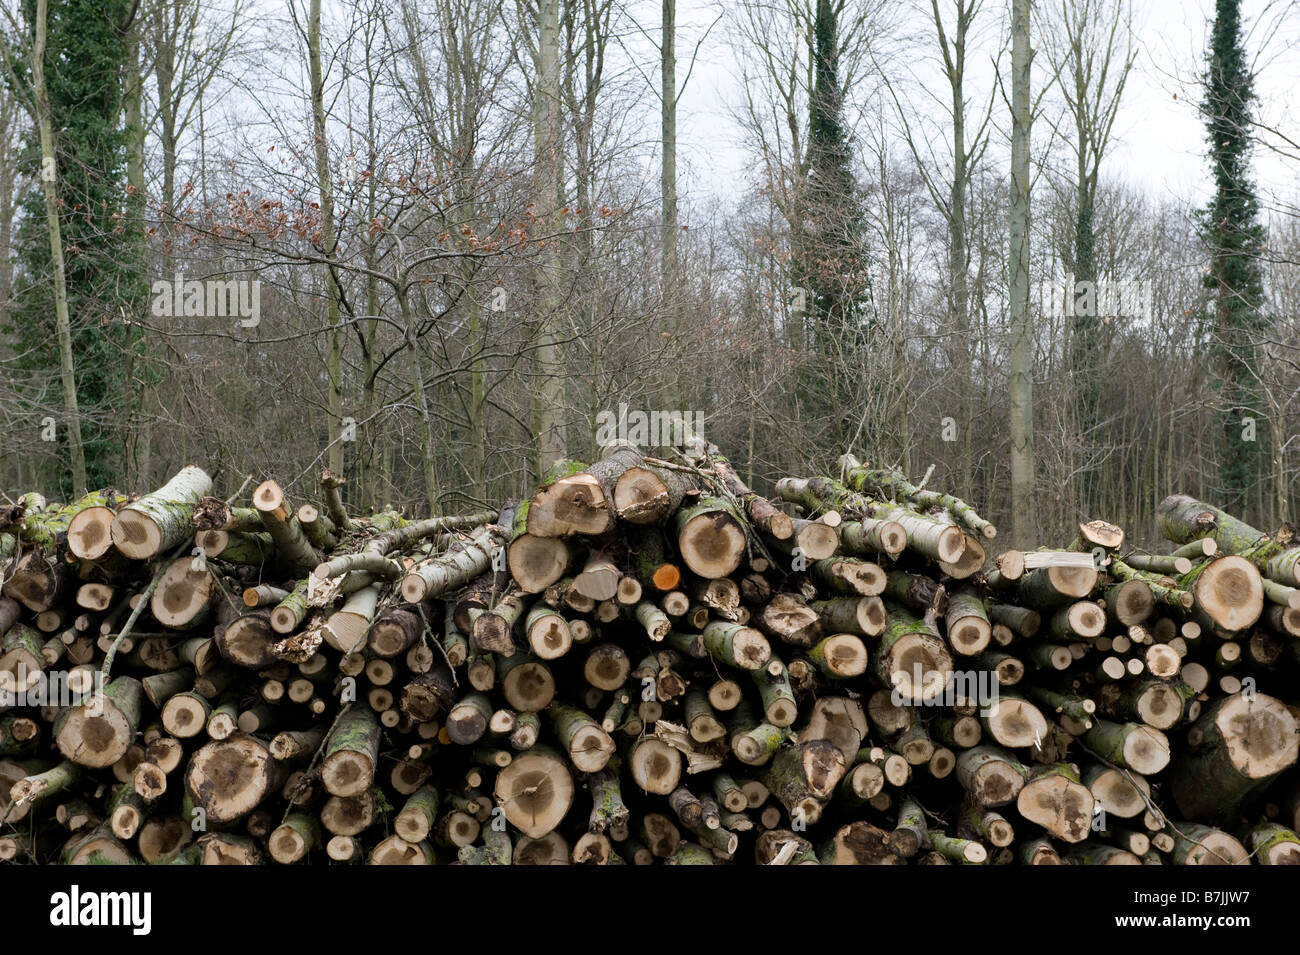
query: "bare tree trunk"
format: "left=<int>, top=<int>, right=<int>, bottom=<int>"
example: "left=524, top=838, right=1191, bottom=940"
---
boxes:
left=1008, top=0, right=1035, bottom=546
left=532, top=0, right=567, bottom=479
left=661, top=0, right=678, bottom=404
left=309, top=0, right=345, bottom=480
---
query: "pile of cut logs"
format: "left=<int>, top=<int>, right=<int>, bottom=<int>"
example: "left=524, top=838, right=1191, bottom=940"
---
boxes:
left=2, top=435, right=1299, bottom=865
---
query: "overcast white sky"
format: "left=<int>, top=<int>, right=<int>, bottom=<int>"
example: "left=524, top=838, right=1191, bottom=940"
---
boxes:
left=660, top=0, right=1299, bottom=219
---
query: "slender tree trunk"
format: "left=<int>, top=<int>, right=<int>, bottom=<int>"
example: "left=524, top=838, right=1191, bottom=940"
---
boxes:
left=661, top=0, right=678, bottom=404
left=309, top=0, right=345, bottom=480
left=532, top=0, right=566, bottom=480
left=123, top=24, right=147, bottom=491
left=33, top=0, right=87, bottom=497
left=1007, top=0, right=1035, bottom=546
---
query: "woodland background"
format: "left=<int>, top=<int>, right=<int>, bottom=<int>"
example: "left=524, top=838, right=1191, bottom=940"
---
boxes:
left=0, top=0, right=1297, bottom=549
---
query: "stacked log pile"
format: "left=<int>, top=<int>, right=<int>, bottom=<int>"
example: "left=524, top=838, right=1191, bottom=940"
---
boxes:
left=2, top=439, right=1299, bottom=865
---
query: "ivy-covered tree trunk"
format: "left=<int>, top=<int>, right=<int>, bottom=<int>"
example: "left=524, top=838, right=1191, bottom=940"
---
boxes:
left=1200, top=0, right=1268, bottom=519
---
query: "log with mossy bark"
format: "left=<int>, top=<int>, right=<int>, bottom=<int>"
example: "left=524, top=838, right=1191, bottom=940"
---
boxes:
left=109, top=466, right=213, bottom=559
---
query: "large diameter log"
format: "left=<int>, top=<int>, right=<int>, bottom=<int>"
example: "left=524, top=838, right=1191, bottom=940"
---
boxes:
left=1082, top=764, right=1151, bottom=819
left=764, top=740, right=846, bottom=826
left=215, top=610, right=277, bottom=669
left=1169, top=824, right=1249, bottom=865
left=322, top=584, right=382, bottom=653
left=956, top=746, right=1026, bottom=808
left=877, top=609, right=952, bottom=704
left=494, top=746, right=574, bottom=838
left=321, top=706, right=381, bottom=797
left=629, top=738, right=683, bottom=794
left=1170, top=692, right=1299, bottom=821
left=1082, top=720, right=1170, bottom=775
left=1157, top=494, right=1281, bottom=560
left=807, top=633, right=868, bottom=679
left=526, top=459, right=616, bottom=537
left=508, top=506, right=573, bottom=594
left=674, top=497, right=748, bottom=578
left=64, top=491, right=130, bottom=559
left=756, top=593, right=821, bottom=647
left=184, top=735, right=274, bottom=824
left=110, top=466, right=213, bottom=558
left=1015, top=764, right=1094, bottom=843
left=613, top=459, right=695, bottom=525
left=54, top=676, right=142, bottom=769
left=1177, top=556, right=1264, bottom=633
left=1244, top=822, right=1300, bottom=865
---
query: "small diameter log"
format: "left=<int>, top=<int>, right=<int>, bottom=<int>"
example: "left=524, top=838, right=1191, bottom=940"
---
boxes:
left=446, top=693, right=493, bottom=745
left=269, top=727, right=327, bottom=761
left=162, top=691, right=212, bottom=739
left=394, top=787, right=441, bottom=843
left=752, top=659, right=798, bottom=727
left=550, top=703, right=615, bottom=772
left=585, top=760, right=630, bottom=835
left=813, top=596, right=886, bottom=638
left=185, top=735, right=274, bottom=825
left=252, top=480, right=323, bottom=573
left=632, top=600, right=671, bottom=642
left=525, top=604, right=572, bottom=659
left=1015, top=564, right=1098, bottom=609
left=806, top=632, right=868, bottom=679
left=833, top=518, right=906, bottom=557
left=684, top=689, right=726, bottom=743
left=1170, top=692, right=1299, bottom=821
left=812, top=557, right=886, bottom=596
left=702, top=621, right=771, bottom=670
left=494, top=746, right=574, bottom=838
left=931, top=832, right=987, bottom=864
left=322, top=584, right=382, bottom=653
left=269, top=814, right=320, bottom=864
left=65, top=491, right=130, bottom=559
left=54, top=676, right=142, bottom=769
left=400, top=526, right=501, bottom=603
left=945, top=589, right=991, bottom=656
left=321, top=706, right=381, bottom=797
left=110, top=466, right=213, bottom=558
left=471, top=588, right=528, bottom=655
